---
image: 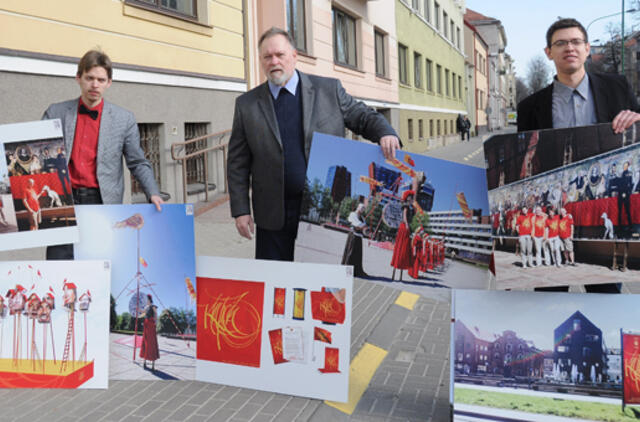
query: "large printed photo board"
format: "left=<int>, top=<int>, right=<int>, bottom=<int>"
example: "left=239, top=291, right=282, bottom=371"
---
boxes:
left=295, top=133, right=492, bottom=299
left=196, top=256, right=352, bottom=402
left=0, top=119, right=79, bottom=251
left=485, top=123, right=640, bottom=289
left=451, top=289, right=640, bottom=421
left=74, top=204, right=196, bottom=380
left=0, top=260, right=110, bottom=389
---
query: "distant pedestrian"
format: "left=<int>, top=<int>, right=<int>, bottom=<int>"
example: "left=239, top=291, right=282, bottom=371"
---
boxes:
left=456, top=114, right=469, bottom=141
left=464, top=116, right=471, bottom=140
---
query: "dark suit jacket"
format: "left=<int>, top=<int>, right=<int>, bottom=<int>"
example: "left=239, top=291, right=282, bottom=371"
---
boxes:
left=227, top=71, right=398, bottom=230
left=43, top=98, right=160, bottom=204
left=517, top=72, right=640, bottom=132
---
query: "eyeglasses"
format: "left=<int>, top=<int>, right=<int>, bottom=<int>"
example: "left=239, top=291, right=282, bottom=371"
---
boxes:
left=551, top=39, right=586, bottom=48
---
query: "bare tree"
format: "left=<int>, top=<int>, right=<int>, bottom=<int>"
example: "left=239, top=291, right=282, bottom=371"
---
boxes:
left=526, top=55, right=551, bottom=93
left=515, top=77, right=530, bottom=104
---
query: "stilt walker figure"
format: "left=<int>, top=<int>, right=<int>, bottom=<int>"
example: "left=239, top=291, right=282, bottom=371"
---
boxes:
left=391, top=190, right=415, bottom=281
left=37, top=291, right=55, bottom=373
left=78, top=290, right=91, bottom=363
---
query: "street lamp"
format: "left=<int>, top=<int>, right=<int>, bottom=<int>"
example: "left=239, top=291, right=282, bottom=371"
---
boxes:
left=585, top=8, right=636, bottom=34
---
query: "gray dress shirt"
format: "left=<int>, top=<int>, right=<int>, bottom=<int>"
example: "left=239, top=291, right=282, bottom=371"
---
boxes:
left=552, top=73, right=597, bottom=128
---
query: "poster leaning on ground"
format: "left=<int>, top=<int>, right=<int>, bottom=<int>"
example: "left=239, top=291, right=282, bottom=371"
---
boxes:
left=0, top=260, right=110, bottom=389
left=74, top=204, right=196, bottom=380
left=0, top=119, right=79, bottom=251
left=295, top=133, right=492, bottom=297
left=485, top=123, right=640, bottom=289
left=196, top=256, right=352, bottom=402
left=451, top=289, right=640, bottom=421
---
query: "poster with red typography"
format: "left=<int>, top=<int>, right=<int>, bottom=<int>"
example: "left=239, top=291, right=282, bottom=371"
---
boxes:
left=0, top=119, right=79, bottom=251
left=196, top=256, right=352, bottom=402
left=623, top=333, right=640, bottom=405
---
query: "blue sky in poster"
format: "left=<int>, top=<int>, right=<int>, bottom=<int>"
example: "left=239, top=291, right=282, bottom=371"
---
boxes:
left=455, top=290, right=640, bottom=351
left=74, top=204, right=196, bottom=316
left=306, top=133, right=490, bottom=214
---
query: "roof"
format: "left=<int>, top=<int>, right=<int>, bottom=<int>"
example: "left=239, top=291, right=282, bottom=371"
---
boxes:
left=465, top=9, right=497, bottom=23
left=471, top=325, right=497, bottom=343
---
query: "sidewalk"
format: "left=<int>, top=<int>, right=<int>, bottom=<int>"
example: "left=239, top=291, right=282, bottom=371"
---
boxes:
left=0, top=199, right=451, bottom=422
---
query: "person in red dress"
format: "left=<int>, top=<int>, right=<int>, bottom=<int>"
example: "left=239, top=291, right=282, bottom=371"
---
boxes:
left=408, top=226, right=423, bottom=279
left=391, top=190, right=415, bottom=281
left=22, top=178, right=42, bottom=230
left=140, top=294, right=160, bottom=370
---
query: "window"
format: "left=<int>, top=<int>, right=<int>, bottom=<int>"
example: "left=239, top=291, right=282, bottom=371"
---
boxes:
left=408, top=119, right=414, bottom=140
left=450, top=20, right=455, bottom=42
left=132, top=123, right=162, bottom=195
left=443, top=11, right=448, bottom=37
left=437, top=119, right=441, bottom=135
left=426, top=59, right=433, bottom=91
left=333, top=8, right=357, bottom=67
left=375, top=30, right=386, bottom=77
left=412, top=0, right=420, bottom=10
left=573, top=319, right=581, bottom=331
left=450, top=120, right=453, bottom=133
left=133, top=0, right=196, bottom=17
left=456, top=27, right=461, bottom=49
left=287, top=0, right=306, bottom=51
left=445, top=69, right=450, bottom=96
left=436, top=64, right=442, bottom=94
left=414, top=52, right=422, bottom=88
left=458, top=76, right=462, bottom=100
left=429, top=119, right=434, bottom=136
left=423, top=0, right=431, bottom=21
left=399, top=44, right=408, bottom=84
left=452, top=72, right=456, bottom=97
left=434, top=2, right=440, bottom=30
left=184, top=122, right=208, bottom=184
left=419, top=119, right=424, bottom=139
left=586, top=334, right=599, bottom=342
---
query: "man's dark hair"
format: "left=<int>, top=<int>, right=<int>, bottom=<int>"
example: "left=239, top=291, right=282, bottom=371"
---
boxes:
left=546, top=18, right=588, bottom=48
left=258, top=27, right=295, bottom=49
left=77, top=49, right=112, bottom=79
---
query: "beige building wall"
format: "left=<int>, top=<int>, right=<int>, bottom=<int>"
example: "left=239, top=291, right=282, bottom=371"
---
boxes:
left=245, top=0, right=399, bottom=106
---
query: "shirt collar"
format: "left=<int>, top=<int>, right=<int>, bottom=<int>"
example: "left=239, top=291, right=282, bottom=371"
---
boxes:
left=267, top=70, right=299, bottom=99
left=553, top=73, right=590, bottom=103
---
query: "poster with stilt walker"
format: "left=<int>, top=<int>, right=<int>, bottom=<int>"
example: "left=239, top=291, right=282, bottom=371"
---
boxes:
left=0, top=260, right=110, bottom=388
left=74, top=204, right=196, bottom=380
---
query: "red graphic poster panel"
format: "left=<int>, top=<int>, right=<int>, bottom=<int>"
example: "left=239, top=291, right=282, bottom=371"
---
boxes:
left=310, top=291, right=345, bottom=324
left=197, top=277, right=265, bottom=368
left=268, top=329, right=288, bottom=364
left=318, top=347, right=340, bottom=373
left=624, top=333, right=640, bottom=405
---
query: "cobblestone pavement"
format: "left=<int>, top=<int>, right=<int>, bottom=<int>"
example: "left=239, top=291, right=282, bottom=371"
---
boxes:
left=0, top=199, right=452, bottom=421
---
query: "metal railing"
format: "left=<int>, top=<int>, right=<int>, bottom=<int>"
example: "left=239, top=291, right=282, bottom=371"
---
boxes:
left=171, top=129, right=231, bottom=204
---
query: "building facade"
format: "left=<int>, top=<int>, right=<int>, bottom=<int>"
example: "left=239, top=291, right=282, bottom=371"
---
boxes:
left=425, top=210, right=491, bottom=264
left=0, top=0, right=246, bottom=203
left=465, top=9, right=507, bottom=131
left=463, top=19, right=488, bottom=135
left=553, top=310, right=605, bottom=383
left=245, top=0, right=400, bottom=134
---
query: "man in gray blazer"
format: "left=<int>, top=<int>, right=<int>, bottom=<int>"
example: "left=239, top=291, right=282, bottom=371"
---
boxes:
left=43, top=49, right=162, bottom=259
left=228, top=28, right=400, bottom=261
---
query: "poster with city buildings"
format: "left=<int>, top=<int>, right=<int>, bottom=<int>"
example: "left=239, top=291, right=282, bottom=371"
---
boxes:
left=0, top=260, right=110, bottom=388
left=74, top=204, right=196, bottom=380
left=0, top=119, right=79, bottom=251
left=196, top=256, right=352, bottom=402
left=452, top=289, right=640, bottom=421
left=295, top=133, right=491, bottom=299
left=485, top=123, right=640, bottom=289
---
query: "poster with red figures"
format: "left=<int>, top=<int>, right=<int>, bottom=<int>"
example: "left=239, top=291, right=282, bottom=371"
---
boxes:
left=196, top=256, right=352, bottom=402
left=197, top=278, right=264, bottom=368
left=0, top=120, right=79, bottom=251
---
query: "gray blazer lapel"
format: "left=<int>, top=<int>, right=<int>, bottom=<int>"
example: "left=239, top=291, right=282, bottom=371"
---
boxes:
left=63, top=101, right=78, bottom=163
left=300, top=71, right=316, bottom=161
left=97, top=101, right=112, bottom=164
left=257, top=84, right=282, bottom=148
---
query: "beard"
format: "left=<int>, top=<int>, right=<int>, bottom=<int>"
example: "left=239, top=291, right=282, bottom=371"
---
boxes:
left=266, top=68, right=291, bottom=86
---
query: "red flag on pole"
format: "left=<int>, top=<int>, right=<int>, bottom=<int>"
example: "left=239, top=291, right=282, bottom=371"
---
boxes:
left=456, top=192, right=472, bottom=220
left=314, top=327, right=333, bottom=344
